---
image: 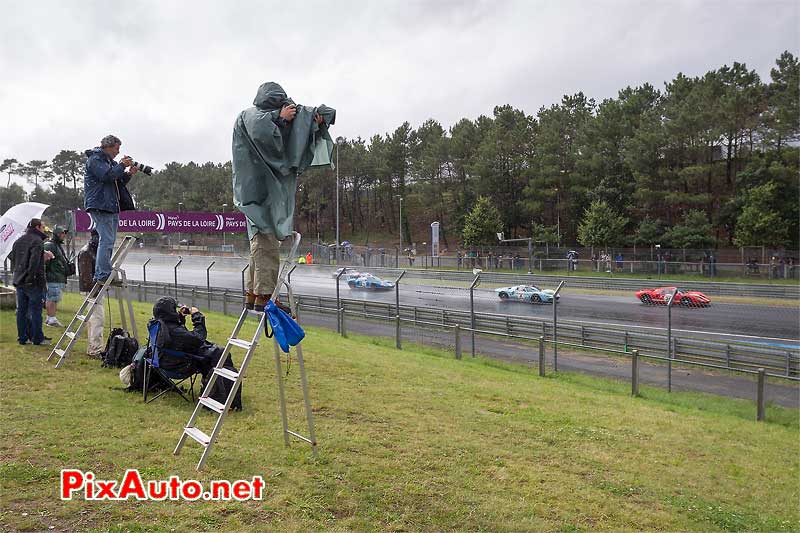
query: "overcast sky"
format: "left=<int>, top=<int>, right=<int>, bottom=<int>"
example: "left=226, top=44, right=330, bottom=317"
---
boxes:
left=1, top=0, right=797, bottom=186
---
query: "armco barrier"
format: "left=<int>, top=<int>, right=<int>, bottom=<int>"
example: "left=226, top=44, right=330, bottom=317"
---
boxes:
left=65, top=278, right=800, bottom=380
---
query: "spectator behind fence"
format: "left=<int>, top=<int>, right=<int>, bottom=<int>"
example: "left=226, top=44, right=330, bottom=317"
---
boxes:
left=77, top=230, right=105, bottom=358
left=44, top=225, right=72, bottom=327
left=11, top=218, right=54, bottom=346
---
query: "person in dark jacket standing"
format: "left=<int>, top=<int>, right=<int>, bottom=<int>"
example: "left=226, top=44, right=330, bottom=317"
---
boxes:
left=44, top=225, right=71, bottom=327
left=77, top=230, right=105, bottom=357
left=11, top=218, right=54, bottom=345
left=84, top=135, right=138, bottom=284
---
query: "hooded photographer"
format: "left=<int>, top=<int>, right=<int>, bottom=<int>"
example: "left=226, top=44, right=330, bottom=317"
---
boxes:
left=232, top=82, right=336, bottom=312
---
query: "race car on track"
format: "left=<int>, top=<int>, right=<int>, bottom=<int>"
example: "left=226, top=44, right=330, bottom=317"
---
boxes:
left=332, top=267, right=363, bottom=280
left=635, top=286, right=711, bottom=307
left=347, top=273, right=395, bottom=290
left=495, top=285, right=559, bottom=304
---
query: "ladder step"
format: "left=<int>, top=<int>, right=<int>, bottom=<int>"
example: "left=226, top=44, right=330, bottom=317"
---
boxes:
left=65, top=332, right=76, bottom=339
left=228, top=338, right=253, bottom=350
left=85, top=298, right=97, bottom=304
left=198, top=396, right=226, bottom=414
left=245, top=309, right=264, bottom=318
left=54, top=349, right=65, bottom=358
left=214, top=367, right=239, bottom=381
left=184, top=427, right=211, bottom=447
left=76, top=315, right=87, bottom=322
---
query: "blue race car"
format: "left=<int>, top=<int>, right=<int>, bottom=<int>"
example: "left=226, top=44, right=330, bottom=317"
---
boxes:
left=347, top=273, right=395, bottom=290
left=495, top=285, right=559, bottom=304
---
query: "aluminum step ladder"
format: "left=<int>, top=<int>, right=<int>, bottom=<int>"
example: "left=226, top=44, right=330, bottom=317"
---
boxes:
left=48, top=235, right=139, bottom=369
left=174, top=232, right=318, bottom=471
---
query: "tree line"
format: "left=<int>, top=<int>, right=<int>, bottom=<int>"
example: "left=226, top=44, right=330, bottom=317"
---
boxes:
left=2, top=51, right=798, bottom=249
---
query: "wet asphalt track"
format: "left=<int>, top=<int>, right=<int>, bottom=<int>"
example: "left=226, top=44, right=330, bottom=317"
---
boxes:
left=121, top=261, right=800, bottom=346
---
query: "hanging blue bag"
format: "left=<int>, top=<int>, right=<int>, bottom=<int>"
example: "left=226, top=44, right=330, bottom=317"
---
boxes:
left=266, top=300, right=305, bottom=353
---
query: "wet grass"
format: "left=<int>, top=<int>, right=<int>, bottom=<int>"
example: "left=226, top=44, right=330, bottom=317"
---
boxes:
left=1, top=293, right=798, bottom=531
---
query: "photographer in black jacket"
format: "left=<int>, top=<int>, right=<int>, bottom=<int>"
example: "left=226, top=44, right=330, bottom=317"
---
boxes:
left=149, top=296, right=231, bottom=376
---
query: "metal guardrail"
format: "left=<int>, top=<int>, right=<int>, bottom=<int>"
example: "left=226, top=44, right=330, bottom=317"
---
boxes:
left=65, top=278, right=800, bottom=381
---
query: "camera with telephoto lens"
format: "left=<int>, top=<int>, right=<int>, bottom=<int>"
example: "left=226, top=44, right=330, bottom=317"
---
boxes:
left=132, top=161, right=153, bottom=175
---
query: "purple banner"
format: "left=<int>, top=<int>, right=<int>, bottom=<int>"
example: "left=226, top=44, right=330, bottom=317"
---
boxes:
left=74, top=209, right=247, bottom=233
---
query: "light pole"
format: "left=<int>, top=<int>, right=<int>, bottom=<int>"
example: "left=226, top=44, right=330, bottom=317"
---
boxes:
left=336, top=137, right=344, bottom=264
left=554, top=187, right=561, bottom=249
left=397, top=195, right=403, bottom=258
left=221, top=203, right=228, bottom=249
left=178, top=201, right=184, bottom=251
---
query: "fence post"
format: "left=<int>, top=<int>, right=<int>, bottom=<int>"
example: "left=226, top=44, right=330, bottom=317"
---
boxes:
left=786, top=351, right=791, bottom=377
left=726, top=344, right=731, bottom=368
left=173, top=258, right=182, bottom=298
left=538, top=336, right=545, bottom=377
left=395, top=315, right=402, bottom=349
left=240, top=264, right=249, bottom=307
left=340, top=308, right=347, bottom=338
left=757, top=368, right=766, bottom=421
left=623, top=330, right=628, bottom=352
left=454, top=324, right=461, bottom=359
left=631, top=349, right=640, bottom=397
left=222, top=289, right=228, bottom=315
left=667, top=288, right=677, bottom=393
left=335, top=268, right=346, bottom=333
left=469, top=274, right=481, bottom=357
left=142, top=258, right=151, bottom=303
left=552, top=281, right=565, bottom=370
left=206, top=261, right=215, bottom=310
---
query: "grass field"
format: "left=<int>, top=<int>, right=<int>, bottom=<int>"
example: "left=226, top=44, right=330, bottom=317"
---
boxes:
left=1, top=294, right=798, bottom=531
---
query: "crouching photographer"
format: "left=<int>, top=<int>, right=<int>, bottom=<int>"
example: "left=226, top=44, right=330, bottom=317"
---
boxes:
left=149, top=297, right=242, bottom=409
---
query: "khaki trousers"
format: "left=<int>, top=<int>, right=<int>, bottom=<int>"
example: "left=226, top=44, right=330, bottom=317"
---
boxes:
left=247, top=232, right=281, bottom=297
left=80, top=291, right=105, bottom=356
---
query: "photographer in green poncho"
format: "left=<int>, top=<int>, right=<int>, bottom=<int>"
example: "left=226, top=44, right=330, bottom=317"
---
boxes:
left=232, top=82, right=336, bottom=312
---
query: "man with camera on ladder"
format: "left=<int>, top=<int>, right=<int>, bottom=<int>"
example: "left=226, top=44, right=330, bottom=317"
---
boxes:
left=84, top=134, right=139, bottom=285
left=173, top=82, right=336, bottom=470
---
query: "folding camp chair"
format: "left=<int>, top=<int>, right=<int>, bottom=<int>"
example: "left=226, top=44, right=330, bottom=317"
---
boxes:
left=143, top=319, right=203, bottom=404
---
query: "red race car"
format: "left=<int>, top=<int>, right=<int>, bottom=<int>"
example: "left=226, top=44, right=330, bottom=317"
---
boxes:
left=635, top=286, right=711, bottom=307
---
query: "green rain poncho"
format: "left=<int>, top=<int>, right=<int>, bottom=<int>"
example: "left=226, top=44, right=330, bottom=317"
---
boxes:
left=232, top=82, right=336, bottom=240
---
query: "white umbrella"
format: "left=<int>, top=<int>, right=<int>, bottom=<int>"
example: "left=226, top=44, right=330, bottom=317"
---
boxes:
left=0, top=202, right=49, bottom=262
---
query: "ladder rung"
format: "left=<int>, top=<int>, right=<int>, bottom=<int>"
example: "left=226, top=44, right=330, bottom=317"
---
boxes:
left=85, top=298, right=97, bottom=304
left=214, top=367, right=239, bottom=381
left=54, top=349, right=65, bottom=358
left=65, top=332, right=75, bottom=339
left=76, top=315, right=87, bottom=322
left=245, top=309, right=264, bottom=318
left=198, top=396, right=225, bottom=414
left=228, top=338, right=253, bottom=350
left=184, top=427, right=211, bottom=446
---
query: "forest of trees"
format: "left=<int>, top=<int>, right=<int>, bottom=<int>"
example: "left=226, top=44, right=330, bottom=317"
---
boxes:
left=2, top=51, right=798, bottom=249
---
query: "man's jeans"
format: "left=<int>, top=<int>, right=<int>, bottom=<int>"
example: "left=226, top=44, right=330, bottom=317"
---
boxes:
left=16, top=286, right=44, bottom=344
left=91, top=211, right=119, bottom=281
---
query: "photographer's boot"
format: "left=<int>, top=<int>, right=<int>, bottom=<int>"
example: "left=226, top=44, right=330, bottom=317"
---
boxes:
left=253, top=295, right=269, bottom=313
left=244, top=292, right=256, bottom=310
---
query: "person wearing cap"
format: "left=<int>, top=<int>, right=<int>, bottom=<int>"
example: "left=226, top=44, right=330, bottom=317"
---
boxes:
left=77, top=230, right=105, bottom=357
left=10, top=218, right=54, bottom=345
left=43, top=225, right=72, bottom=327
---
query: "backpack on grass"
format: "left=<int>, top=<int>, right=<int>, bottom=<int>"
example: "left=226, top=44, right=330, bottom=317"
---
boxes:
left=102, top=328, right=139, bottom=368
